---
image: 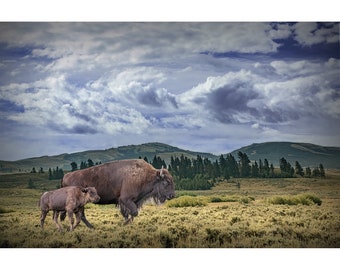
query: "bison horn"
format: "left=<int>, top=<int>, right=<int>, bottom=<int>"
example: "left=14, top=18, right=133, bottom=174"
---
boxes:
left=160, top=166, right=164, bottom=178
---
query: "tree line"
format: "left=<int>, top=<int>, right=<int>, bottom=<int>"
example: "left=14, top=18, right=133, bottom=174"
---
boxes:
left=29, top=166, right=64, bottom=180
left=141, top=152, right=326, bottom=190
left=30, top=152, right=326, bottom=189
left=70, top=159, right=102, bottom=171
left=30, top=159, right=102, bottom=180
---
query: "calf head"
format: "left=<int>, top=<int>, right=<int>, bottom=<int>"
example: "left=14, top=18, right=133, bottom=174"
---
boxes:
left=82, top=187, right=101, bottom=203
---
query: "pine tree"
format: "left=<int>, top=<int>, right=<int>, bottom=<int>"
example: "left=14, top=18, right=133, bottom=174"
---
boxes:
left=270, top=163, right=275, bottom=177
left=259, top=159, right=263, bottom=176
left=213, top=160, right=221, bottom=179
left=238, top=152, right=251, bottom=177
left=195, top=155, right=204, bottom=175
left=48, top=168, right=52, bottom=180
left=263, top=159, right=270, bottom=177
left=70, top=162, right=78, bottom=171
left=87, top=159, right=94, bottom=167
left=226, top=154, right=239, bottom=177
left=169, top=156, right=178, bottom=174
left=295, top=161, right=304, bottom=177
left=251, top=161, right=259, bottom=177
left=319, top=164, right=325, bottom=177
left=280, top=157, right=289, bottom=177
left=219, top=155, right=229, bottom=179
left=80, top=161, right=87, bottom=169
left=312, top=167, right=320, bottom=177
left=151, top=155, right=166, bottom=169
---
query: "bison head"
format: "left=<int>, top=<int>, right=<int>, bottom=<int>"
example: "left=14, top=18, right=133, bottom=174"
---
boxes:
left=153, top=166, right=175, bottom=204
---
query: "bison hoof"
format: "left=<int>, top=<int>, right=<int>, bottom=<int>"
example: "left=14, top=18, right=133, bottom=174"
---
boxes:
left=123, top=218, right=134, bottom=225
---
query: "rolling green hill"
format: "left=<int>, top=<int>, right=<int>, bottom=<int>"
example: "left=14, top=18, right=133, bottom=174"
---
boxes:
left=230, top=142, right=340, bottom=169
left=1, top=141, right=339, bottom=173
left=0, top=142, right=216, bottom=172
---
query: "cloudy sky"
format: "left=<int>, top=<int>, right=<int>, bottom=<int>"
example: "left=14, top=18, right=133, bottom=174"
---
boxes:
left=0, top=22, right=339, bottom=160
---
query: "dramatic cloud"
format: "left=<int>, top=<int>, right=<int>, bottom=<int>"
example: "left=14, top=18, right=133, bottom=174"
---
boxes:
left=293, top=22, right=339, bottom=46
left=0, top=22, right=339, bottom=160
left=179, top=70, right=261, bottom=124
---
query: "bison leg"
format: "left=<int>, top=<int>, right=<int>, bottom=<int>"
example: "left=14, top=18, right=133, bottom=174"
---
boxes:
left=66, top=210, right=75, bottom=231
left=119, top=198, right=138, bottom=224
left=40, top=209, right=48, bottom=229
left=79, top=207, right=95, bottom=229
left=63, top=207, right=94, bottom=229
left=53, top=210, right=63, bottom=231
left=60, top=210, right=66, bottom=222
left=73, top=211, right=82, bottom=230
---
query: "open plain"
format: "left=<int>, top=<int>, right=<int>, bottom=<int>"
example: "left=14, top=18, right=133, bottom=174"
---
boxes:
left=0, top=170, right=339, bottom=248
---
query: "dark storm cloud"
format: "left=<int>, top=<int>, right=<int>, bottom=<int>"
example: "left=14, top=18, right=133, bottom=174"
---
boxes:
left=205, top=84, right=259, bottom=123
left=137, top=88, right=178, bottom=108
left=196, top=81, right=302, bottom=125
left=66, top=105, right=95, bottom=123
left=261, top=107, right=300, bottom=123
left=70, top=124, right=98, bottom=134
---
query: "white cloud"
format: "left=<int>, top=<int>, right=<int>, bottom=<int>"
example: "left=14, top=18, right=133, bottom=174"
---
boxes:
left=1, top=65, right=182, bottom=140
left=293, top=22, right=339, bottom=46
left=270, top=60, right=322, bottom=77
left=1, top=55, right=338, bottom=141
left=268, top=23, right=292, bottom=39
left=0, top=23, right=283, bottom=67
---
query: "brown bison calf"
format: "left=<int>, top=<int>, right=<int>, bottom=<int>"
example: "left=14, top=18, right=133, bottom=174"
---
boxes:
left=38, top=186, right=100, bottom=231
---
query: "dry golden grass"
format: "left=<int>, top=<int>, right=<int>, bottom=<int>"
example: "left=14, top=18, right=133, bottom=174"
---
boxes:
left=0, top=170, right=339, bottom=247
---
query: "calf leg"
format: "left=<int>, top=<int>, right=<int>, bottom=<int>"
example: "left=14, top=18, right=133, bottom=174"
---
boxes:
left=53, top=210, right=62, bottom=231
left=73, top=211, right=82, bottom=230
left=40, top=209, right=48, bottom=229
left=62, top=207, right=94, bottom=229
left=67, top=210, right=75, bottom=231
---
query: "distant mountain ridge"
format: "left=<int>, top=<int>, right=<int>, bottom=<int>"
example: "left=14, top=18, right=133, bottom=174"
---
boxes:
left=1, top=141, right=339, bottom=172
left=230, top=142, right=340, bottom=169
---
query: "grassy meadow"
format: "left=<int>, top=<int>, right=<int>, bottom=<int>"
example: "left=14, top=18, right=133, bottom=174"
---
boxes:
left=0, top=170, right=339, bottom=248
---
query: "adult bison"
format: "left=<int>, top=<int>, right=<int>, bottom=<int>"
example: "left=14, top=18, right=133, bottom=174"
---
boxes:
left=61, top=159, right=175, bottom=226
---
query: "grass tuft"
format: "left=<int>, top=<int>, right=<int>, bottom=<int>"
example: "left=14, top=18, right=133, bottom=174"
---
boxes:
left=209, top=195, right=255, bottom=204
left=0, top=206, right=14, bottom=214
left=267, top=193, right=322, bottom=206
left=166, top=196, right=208, bottom=207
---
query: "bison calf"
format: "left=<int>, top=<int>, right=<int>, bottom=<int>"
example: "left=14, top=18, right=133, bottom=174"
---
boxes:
left=38, top=186, right=100, bottom=231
